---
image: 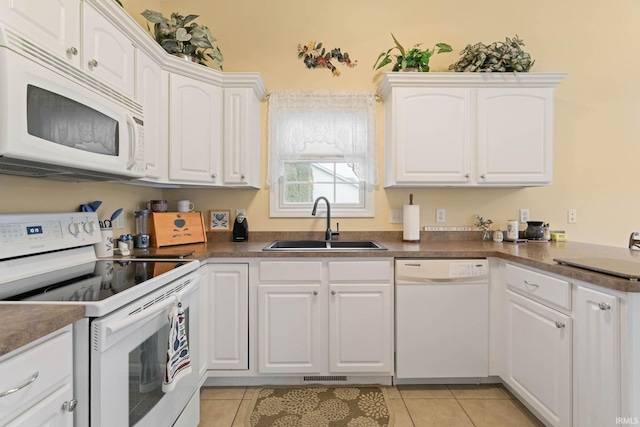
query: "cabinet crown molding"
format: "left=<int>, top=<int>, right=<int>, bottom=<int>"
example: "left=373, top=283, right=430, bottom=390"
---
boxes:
left=378, top=72, right=567, bottom=99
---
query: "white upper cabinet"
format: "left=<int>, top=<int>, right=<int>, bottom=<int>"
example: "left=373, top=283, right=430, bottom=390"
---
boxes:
left=378, top=73, right=566, bottom=187
left=169, top=73, right=223, bottom=183
left=223, top=85, right=262, bottom=188
left=0, top=0, right=81, bottom=67
left=0, top=0, right=135, bottom=98
left=477, top=88, right=554, bottom=184
left=82, top=3, right=134, bottom=97
left=387, top=88, right=472, bottom=184
left=136, top=51, right=168, bottom=181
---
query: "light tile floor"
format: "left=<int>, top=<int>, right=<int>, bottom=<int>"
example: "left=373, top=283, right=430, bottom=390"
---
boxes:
left=199, top=384, right=546, bottom=427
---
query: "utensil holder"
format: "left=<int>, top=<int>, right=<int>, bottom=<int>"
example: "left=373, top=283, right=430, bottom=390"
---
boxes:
left=94, top=228, right=114, bottom=257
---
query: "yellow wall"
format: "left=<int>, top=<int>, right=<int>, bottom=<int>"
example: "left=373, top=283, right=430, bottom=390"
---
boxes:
left=2, top=0, right=638, bottom=246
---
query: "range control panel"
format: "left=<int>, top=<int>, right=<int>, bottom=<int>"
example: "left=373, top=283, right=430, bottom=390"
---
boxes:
left=0, top=212, right=101, bottom=259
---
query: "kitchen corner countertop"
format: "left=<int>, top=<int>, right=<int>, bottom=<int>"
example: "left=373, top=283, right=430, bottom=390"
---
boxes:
left=193, top=235, right=640, bottom=293
left=0, top=305, right=84, bottom=358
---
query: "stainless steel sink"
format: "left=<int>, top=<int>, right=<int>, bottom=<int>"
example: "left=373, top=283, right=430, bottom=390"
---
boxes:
left=262, top=240, right=387, bottom=251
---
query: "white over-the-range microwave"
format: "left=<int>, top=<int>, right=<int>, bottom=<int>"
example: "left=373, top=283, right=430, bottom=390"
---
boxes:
left=0, top=25, right=145, bottom=181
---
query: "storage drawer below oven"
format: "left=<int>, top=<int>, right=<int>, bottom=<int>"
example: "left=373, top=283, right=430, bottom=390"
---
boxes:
left=0, top=327, right=72, bottom=425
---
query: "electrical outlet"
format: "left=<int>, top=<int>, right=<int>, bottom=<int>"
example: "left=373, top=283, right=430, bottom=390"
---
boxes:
left=235, top=209, right=246, bottom=218
left=389, top=209, right=403, bottom=224
left=519, top=208, right=530, bottom=224
left=436, top=208, right=446, bottom=223
left=568, top=209, right=577, bottom=224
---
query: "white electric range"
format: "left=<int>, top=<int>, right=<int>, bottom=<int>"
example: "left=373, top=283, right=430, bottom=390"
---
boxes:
left=0, top=212, right=202, bottom=427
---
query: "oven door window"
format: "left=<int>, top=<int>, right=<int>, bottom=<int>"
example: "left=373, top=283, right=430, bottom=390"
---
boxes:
left=129, top=308, right=189, bottom=426
left=26, top=85, right=119, bottom=156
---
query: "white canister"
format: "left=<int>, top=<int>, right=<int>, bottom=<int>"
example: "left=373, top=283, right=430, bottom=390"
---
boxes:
left=506, top=220, right=519, bottom=240
left=94, top=228, right=114, bottom=258
left=493, top=230, right=504, bottom=242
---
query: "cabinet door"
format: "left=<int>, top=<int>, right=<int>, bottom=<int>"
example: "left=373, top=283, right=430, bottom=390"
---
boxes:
left=574, top=286, right=620, bottom=427
left=505, top=290, right=572, bottom=427
left=258, top=284, right=324, bottom=373
left=5, top=383, right=73, bottom=427
left=206, top=264, right=249, bottom=370
left=328, top=284, right=392, bottom=373
left=136, top=51, right=168, bottom=181
left=0, top=0, right=80, bottom=67
left=389, top=88, right=472, bottom=185
left=169, top=73, right=223, bottom=183
left=82, top=3, right=134, bottom=97
left=477, top=88, right=553, bottom=185
left=223, top=88, right=260, bottom=187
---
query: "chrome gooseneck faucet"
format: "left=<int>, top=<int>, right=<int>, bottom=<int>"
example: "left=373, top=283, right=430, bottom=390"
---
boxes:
left=311, top=196, right=338, bottom=240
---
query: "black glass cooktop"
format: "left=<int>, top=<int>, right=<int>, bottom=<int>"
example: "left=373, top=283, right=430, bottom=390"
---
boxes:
left=3, top=260, right=188, bottom=302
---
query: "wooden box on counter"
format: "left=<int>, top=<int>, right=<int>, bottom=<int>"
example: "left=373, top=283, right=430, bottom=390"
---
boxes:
left=149, top=212, right=207, bottom=247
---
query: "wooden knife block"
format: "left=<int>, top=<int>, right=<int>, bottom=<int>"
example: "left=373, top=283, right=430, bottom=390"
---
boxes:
left=149, top=212, right=207, bottom=247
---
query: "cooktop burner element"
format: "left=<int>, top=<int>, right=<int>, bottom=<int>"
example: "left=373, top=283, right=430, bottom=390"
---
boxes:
left=554, top=257, right=640, bottom=281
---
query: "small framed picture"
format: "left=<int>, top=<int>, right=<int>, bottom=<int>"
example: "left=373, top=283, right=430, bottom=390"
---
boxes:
left=208, top=210, right=230, bottom=231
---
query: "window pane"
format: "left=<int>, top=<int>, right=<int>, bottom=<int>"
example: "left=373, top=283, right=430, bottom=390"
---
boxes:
left=335, top=163, right=359, bottom=183
left=284, top=183, right=312, bottom=203
left=312, top=183, right=335, bottom=201
left=335, top=183, right=361, bottom=204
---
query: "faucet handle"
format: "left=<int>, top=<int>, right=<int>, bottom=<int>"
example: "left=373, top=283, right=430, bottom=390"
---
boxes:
left=331, top=222, right=340, bottom=238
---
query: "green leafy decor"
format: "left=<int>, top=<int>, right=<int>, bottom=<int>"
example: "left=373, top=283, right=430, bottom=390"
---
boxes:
left=297, top=41, right=357, bottom=76
left=373, top=33, right=452, bottom=72
left=141, top=10, right=223, bottom=69
left=449, top=35, right=534, bottom=73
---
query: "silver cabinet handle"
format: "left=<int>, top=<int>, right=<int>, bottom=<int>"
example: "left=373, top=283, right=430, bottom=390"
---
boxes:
left=61, top=399, right=77, bottom=412
left=480, top=174, right=486, bottom=179
left=524, top=280, right=539, bottom=289
left=464, top=173, right=470, bottom=178
left=313, top=291, right=318, bottom=296
left=0, top=371, right=39, bottom=398
left=240, top=174, right=245, bottom=179
left=331, top=290, right=336, bottom=295
left=89, top=59, right=98, bottom=68
left=555, top=321, right=565, bottom=329
left=67, top=47, right=78, bottom=56
left=598, top=302, right=611, bottom=310
left=211, top=173, right=217, bottom=179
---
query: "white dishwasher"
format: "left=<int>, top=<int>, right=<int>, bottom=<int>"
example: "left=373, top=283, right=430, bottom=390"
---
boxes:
left=395, top=258, right=489, bottom=379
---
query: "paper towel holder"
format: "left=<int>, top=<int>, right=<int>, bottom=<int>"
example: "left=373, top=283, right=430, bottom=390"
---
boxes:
left=402, top=193, right=421, bottom=243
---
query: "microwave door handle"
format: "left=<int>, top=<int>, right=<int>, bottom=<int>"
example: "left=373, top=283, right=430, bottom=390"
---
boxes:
left=105, top=279, right=197, bottom=335
left=125, top=114, right=138, bottom=170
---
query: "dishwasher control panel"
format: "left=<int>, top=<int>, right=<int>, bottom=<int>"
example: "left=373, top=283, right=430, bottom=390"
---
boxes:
left=395, top=259, right=489, bottom=283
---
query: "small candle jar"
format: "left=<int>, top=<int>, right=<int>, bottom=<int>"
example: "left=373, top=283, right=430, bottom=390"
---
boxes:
left=493, top=230, right=504, bottom=242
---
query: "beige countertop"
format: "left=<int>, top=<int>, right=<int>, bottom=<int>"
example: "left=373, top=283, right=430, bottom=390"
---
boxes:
left=4, top=231, right=639, bottom=358
left=0, top=305, right=84, bottom=358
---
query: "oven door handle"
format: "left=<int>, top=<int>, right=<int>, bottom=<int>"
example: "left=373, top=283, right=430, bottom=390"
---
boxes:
left=106, top=280, right=196, bottom=335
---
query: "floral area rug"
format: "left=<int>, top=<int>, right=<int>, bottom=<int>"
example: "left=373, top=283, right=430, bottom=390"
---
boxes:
left=246, top=386, right=393, bottom=427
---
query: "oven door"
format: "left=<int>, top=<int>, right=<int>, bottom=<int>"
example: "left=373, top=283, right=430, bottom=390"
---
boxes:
left=90, top=273, right=200, bottom=427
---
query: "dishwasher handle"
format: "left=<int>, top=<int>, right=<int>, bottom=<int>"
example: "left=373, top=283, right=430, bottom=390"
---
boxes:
left=396, top=274, right=489, bottom=284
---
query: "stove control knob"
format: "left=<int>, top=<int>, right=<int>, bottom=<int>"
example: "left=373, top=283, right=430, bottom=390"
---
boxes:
left=68, top=222, right=80, bottom=237
left=83, top=220, right=97, bottom=235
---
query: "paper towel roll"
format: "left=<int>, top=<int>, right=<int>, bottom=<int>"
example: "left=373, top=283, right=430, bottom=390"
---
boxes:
left=403, top=204, right=420, bottom=241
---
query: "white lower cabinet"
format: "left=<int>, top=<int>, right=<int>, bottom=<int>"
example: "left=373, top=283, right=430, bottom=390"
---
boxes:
left=505, top=289, right=572, bottom=427
left=573, top=286, right=620, bottom=427
left=258, top=282, right=323, bottom=373
left=206, top=264, right=249, bottom=371
left=257, top=259, right=393, bottom=375
left=0, top=326, right=75, bottom=427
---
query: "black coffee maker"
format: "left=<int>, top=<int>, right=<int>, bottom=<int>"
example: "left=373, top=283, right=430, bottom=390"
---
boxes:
left=232, top=213, right=249, bottom=242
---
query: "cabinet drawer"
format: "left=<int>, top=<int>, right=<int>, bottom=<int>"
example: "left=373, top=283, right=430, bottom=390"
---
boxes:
left=259, top=261, right=322, bottom=282
left=506, top=263, right=571, bottom=310
left=0, top=328, right=72, bottom=423
left=328, top=261, right=391, bottom=282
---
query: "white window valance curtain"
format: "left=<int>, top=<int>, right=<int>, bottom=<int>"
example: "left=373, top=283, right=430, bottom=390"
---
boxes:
left=266, top=90, right=378, bottom=186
